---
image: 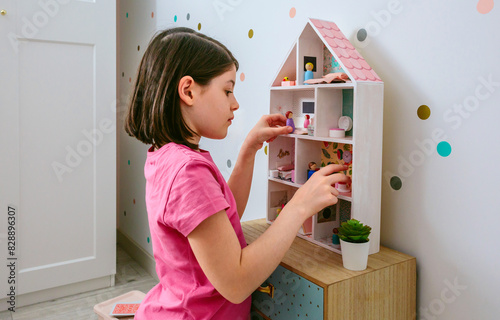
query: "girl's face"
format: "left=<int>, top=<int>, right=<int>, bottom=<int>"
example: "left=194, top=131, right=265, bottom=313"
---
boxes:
left=182, top=65, right=239, bottom=144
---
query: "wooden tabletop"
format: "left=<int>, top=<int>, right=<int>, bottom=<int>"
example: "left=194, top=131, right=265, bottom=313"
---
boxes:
left=242, top=219, right=416, bottom=287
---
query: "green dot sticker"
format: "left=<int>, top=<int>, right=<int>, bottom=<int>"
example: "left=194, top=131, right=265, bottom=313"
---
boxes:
left=390, top=176, right=402, bottom=190
left=126, top=12, right=128, bottom=18
left=437, top=141, right=452, bottom=157
left=128, top=160, right=130, bottom=165
left=147, top=237, right=150, bottom=243
left=417, top=105, right=431, bottom=120
left=174, top=15, right=177, bottom=22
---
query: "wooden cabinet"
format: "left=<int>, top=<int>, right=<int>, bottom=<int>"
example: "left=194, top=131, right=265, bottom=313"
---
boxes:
left=243, top=219, right=416, bottom=320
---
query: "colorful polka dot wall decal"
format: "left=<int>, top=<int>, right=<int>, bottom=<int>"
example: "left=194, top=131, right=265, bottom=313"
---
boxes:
left=390, top=176, right=402, bottom=190
left=240, top=72, right=245, bottom=82
left=248, top=29, right=254, bottom=39
left=128, top=160, right=130, bottom=165
left=129, top=77, right=132, bottom=83
left=133, top=198, right=136, bottom=204
left=151, top=12, right=154, bottom=18
left=264, top=145, right=268, bottom=155
left=289, top=7, right=296, bottom=18
left=477, top=0, right=494, bottom=14
left=147, top=237, right=150, bottom=243
left=137, top=45, right=140, bottom=51
left=227, top=159, right=232, bottom=168
left=174, top=15, right=177, bottom=22
left=417, top=105, right=431, bottom=120
left=187, top=13, right=190, bottom=20
left=437, top=141, right=452, bottom=157
left=357, top=28, right=368, bottom=42
left=198, top=23, right=202, bottom=30
left=126, top=12, right=128, bottom=18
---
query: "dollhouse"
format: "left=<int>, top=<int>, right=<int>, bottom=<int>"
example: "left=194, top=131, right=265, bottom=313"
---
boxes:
left=267, top=18, right=383, bottom=255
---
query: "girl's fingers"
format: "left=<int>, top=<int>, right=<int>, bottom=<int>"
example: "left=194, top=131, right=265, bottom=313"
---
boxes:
left=330, top=186, right=339, bottom=197
left=329, top=173, right=351, bottom=185
left=265, top=114, right=287, bottom=127
left=317, top=164, right=348, bottom=176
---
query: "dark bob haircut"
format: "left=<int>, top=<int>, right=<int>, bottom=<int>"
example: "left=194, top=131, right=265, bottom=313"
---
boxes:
left=124, top=27, right=239, bottom=150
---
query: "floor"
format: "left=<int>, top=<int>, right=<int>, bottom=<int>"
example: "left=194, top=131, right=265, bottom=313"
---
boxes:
left=0, top=246, right=158, bottom=320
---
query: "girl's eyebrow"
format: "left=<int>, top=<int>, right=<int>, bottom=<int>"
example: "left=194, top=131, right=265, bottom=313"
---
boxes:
left=226, top=80, right=235, bottom=88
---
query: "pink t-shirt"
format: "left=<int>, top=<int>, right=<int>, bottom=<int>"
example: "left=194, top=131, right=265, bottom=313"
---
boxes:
left=135, top=143, right=251, bottom=320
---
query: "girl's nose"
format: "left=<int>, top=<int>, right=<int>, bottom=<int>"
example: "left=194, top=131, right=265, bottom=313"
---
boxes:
left=231, top=97, right=239, bottom=111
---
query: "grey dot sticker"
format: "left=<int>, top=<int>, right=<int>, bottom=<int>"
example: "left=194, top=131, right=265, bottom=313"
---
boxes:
left=357, top=28, right=368, bottom=42
left=187, top=13, right=190, bottom=20
left=390, top=176, right=402, bottom=190
left=227, top=159, right=232, bottom=168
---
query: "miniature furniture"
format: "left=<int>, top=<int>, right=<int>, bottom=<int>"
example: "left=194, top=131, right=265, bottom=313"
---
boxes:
left=244, top=219, right=416, bottom=320
left=94, top=290, right=145, bottom=320
left=267, top=18, right=384, bottom=255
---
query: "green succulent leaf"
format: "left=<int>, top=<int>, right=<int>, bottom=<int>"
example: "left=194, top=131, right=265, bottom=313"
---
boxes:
left=337, top=219, right=372, bottom=243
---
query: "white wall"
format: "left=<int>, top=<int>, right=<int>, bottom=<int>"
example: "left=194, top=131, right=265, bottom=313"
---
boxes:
left=118, top=1, right=500, bottom=318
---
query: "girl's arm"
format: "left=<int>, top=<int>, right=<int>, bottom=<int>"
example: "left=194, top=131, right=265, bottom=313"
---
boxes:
left=228, top=114, right=292, bottom=219
left=188, top=164, right=349, bottom=304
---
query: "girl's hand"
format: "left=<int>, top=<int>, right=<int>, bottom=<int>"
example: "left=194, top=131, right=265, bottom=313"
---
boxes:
left=287, top=164, right=350, bottom=221
left=244, top=114, right=293, bottom=152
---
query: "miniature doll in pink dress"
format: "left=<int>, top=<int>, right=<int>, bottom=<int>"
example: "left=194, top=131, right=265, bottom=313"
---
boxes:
left=304, top=115, right=310, bottom=129
left=285, top=111, right=295, bottom=133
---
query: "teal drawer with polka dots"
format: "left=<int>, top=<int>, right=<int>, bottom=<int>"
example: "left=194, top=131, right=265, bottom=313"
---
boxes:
left=252, top=264, right=324, bottom=319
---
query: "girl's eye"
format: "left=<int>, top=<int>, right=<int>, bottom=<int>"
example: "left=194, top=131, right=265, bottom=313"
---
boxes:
left=226, top=90, right=233, bottom=96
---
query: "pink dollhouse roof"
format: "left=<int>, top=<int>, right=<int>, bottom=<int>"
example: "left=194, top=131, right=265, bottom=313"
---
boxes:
left=309, top=18, right=382, bottom=82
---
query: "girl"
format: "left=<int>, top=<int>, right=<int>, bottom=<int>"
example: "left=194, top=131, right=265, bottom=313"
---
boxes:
left=125, top=27, right=349, bottom=320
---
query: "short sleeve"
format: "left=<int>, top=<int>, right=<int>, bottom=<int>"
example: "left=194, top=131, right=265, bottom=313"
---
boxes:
left=164, top=160, right=229, bottom=237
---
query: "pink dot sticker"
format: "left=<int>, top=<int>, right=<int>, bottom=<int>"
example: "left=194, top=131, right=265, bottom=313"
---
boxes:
left=289, top=7, right=296, bottom=18
left=477, top=0, right=494, bottom=14
left=240, top=72, right=245, bottom=82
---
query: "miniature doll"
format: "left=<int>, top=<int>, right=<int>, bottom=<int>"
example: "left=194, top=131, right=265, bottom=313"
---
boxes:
left=303, top=114, right=310, bottom=129
left=307, top=161, right=319, bottom=180
left=304, top=62, right=314, bottom=84
left=285, top=111, right=295, bottom=133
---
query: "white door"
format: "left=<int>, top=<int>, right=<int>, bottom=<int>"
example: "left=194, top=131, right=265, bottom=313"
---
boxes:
left=0, top=0, right=116, bottom=303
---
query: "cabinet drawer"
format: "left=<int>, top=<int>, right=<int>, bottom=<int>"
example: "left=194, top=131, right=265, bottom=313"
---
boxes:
left=252, top=265, right=324, bottom=319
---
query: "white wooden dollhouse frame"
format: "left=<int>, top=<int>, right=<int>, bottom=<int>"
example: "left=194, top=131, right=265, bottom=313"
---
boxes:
left=266, top=18, right=384, bottom=255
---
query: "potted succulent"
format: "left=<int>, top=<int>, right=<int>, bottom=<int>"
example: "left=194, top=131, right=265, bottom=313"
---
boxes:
left=338, top=219, right=372, bottom=271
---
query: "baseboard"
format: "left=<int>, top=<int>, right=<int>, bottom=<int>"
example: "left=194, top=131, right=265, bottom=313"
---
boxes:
left=117, top=229, right=158, bottom=281
left=0, top=275, right=113, bottom=311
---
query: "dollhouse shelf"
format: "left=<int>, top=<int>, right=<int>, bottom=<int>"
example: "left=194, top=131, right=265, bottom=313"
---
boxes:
left=287, top=133, right=354, bottom=145
left=270, top=83, right=355, bottom=91
left=266, top=18, right=384, bottom=255
left=268, top=177, right=352, bottom=201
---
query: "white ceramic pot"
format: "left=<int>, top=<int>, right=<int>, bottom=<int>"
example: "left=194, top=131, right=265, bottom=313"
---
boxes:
left=340, top=239, right=370, bottom=271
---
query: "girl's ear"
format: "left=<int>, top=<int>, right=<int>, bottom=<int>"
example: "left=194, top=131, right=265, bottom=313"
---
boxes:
left=178, top=75, right=196, bottom=106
